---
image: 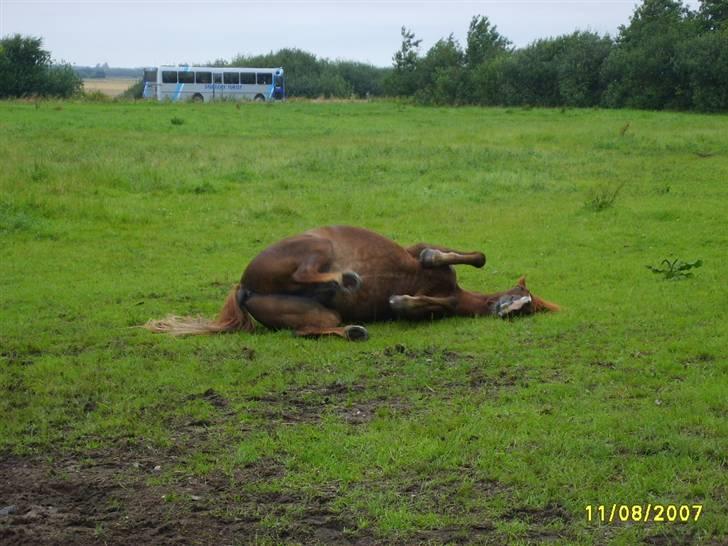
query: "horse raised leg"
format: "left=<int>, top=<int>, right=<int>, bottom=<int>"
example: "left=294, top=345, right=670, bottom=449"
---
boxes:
left=243, top=235, right=361, bottom=295
left=291, top=255, right=362, bottom=292
left=406, top=243, right=486, bottom=269
left=242, top=293, right=368, bottom=341
left=389, top=294, right=459, bottom=319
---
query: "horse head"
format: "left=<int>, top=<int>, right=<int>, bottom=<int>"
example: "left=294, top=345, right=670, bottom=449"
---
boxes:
left=493, top=276, right=560, bottom=318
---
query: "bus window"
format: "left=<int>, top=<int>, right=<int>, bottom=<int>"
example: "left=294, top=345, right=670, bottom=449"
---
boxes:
left=257, top=73, right=272, bottom=85
left=143, top=69, right=157, bottom=83
left=240, top=73, right=255, bottom=84
left=196, top=72, right=212, bottom=84
left=162, top=71, right=177, bottom=84
left=214, top=73, right=223, bottom=84
left=178, top=71, right=194, bottom=84
left=224, top=72, right=239, bottom=84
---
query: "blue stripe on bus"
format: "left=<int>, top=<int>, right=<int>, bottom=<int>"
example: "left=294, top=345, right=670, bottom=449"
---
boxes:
left=174, top=67, right=190, bottom=101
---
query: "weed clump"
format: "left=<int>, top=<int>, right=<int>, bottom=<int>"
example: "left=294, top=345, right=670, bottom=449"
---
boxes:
left=646, top=258, right=703, bottom=280
left=585, top=181, right=625, bottom=211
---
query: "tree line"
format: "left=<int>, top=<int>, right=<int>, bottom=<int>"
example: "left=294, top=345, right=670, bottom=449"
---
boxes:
left=386, top=0, right=728, bottom=111
left=2, top=0, right=726, bottom=111
left=219, top=49, right=388, bottom=99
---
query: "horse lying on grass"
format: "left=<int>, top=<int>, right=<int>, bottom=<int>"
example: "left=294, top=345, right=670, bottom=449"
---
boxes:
left=145, top=225, right=559, bottom=341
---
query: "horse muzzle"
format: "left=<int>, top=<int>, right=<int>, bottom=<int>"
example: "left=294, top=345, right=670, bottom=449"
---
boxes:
left=495, top=294, right=532, bottom=318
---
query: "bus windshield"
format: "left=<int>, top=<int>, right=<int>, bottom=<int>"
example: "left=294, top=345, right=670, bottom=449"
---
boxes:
left=143, top=69, right=157, bottom=83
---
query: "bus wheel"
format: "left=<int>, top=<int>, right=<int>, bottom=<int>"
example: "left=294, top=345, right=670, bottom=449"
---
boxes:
left=192, top=94, right=204, bottom=103
left=254, top=94, right=266, bottom=102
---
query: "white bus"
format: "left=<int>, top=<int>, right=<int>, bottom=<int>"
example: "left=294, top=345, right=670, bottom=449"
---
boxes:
left=142, top=66, right=285, bottom=102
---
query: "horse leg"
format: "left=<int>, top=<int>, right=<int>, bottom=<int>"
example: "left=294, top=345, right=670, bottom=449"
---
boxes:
left=291, top=253, right=361, bottom=292
left=389, top=294, right=459, bottom=319
left=406, top=243, right=486, bottom=268
left=243, top=293, right=368, bottom=341
left=244, top=236, right=361, bottom=294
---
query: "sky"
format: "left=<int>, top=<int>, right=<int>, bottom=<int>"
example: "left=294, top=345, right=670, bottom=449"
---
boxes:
left=1, top=0, right=701, bottom=68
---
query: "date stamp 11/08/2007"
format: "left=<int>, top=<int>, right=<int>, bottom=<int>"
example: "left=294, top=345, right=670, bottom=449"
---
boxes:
left=585, top=504, right=703, bottom=523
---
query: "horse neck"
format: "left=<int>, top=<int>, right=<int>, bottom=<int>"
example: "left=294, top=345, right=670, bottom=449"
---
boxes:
left=456, top=289, right=499, bottom=316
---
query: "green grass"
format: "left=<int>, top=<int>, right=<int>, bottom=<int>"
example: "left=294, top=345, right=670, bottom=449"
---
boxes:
left=1, top=99, right=727, bottom=544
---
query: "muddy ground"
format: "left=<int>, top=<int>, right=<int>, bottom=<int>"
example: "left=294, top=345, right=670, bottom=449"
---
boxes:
left=0, top=445, right=576, bottom=545
left=0, top=381, right=559, bottom=546
left=0, top=348, right=711, bottom=545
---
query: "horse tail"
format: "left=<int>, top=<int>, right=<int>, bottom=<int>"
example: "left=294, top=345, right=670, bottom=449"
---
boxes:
left=144, top=284, right=255, bottom=336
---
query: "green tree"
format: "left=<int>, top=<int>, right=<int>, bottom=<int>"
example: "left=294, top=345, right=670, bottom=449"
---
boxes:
left=554, top=31, right=613, bottom=107
left=45, top=64, right=84, bottom=97
left=461, top=15, right=512, bottom=104
left=676, top=30, right=728, bottom=110
left=471, top=38, right=564, bottom=107
left=334, top=61, right=388, bottom=97
left=698, top=0, right=728, bottom=30
left=602, top=0, right=695, bottom=109
left=416, top=35, right=465, bottom=104
left=464, top=15, right=510, bottom=67
left=0, top=34, right=50, bottom=97
left=385, top=27, right=422, bottom=96
left=0, top=34, right=81, bottom=98
left=231, top=48, right=323, bottom=96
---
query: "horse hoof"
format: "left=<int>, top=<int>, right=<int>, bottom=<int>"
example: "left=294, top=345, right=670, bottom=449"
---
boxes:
left=341, top=271, right=362, bottom=292
left=344, top=325, right=368, bottom=341
left=419, top=248, right=439, bottom=267
left=388, top=295, right=411, bottom=312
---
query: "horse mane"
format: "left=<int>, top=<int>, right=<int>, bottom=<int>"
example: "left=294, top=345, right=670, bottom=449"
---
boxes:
left=532, top=296, right=560, bottom=313
left=144, top=285, right=254, bottom=336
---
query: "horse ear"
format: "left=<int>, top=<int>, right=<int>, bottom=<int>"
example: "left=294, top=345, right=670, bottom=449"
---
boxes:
left=517, top=276, right=527, bottom=289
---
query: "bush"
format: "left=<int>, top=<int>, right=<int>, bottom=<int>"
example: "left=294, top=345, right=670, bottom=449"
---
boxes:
left=82, top=90, right=111, bottom=102
left=0, top=34, right=82, bottom=98
left=554, top=32, right=612, bottom=107
left=676, top=30, right=728, bottom=111
left=121, top=79, right=144, bottom=99
left=228, top=48, right=386, bottom=98
left=601, top=0, right=695, bottom=109
left=414, top=35, right=465, bottom=105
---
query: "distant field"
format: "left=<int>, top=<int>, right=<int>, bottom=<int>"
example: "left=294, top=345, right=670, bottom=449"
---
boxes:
left=82, top=78, right=138, bottom=96
left=0, top=101, right=726, bottom=544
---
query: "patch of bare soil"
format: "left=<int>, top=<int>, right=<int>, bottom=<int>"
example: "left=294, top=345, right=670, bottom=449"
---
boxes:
left=381, top=344, right=469, bottom=363
left=248, top=381, right=411, bottom=426
left=0, top=446, right=379, bottom=545
left=408, top=523, right=499, bottom=545
left=0, top=384, right=374, bottom=545
left=503, top=503, right=573, bottom=541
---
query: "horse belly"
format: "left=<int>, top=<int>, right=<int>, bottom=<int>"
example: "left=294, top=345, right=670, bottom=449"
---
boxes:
left=333, top=289, right=395, bottom=323
left=330, top=262, right=417, bottom=323
left=311, top=227, right=419, bottom=322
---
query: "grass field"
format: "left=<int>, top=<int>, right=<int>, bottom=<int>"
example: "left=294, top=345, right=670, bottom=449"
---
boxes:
left=0, top=100, right=726, bottom=545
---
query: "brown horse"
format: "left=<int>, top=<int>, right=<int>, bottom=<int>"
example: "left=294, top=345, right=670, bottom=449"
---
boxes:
left=145, top=225, right=559, bottom=340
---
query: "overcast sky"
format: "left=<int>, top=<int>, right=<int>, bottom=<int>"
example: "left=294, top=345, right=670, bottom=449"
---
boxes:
left=1, top=1, right=701, bottom=68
